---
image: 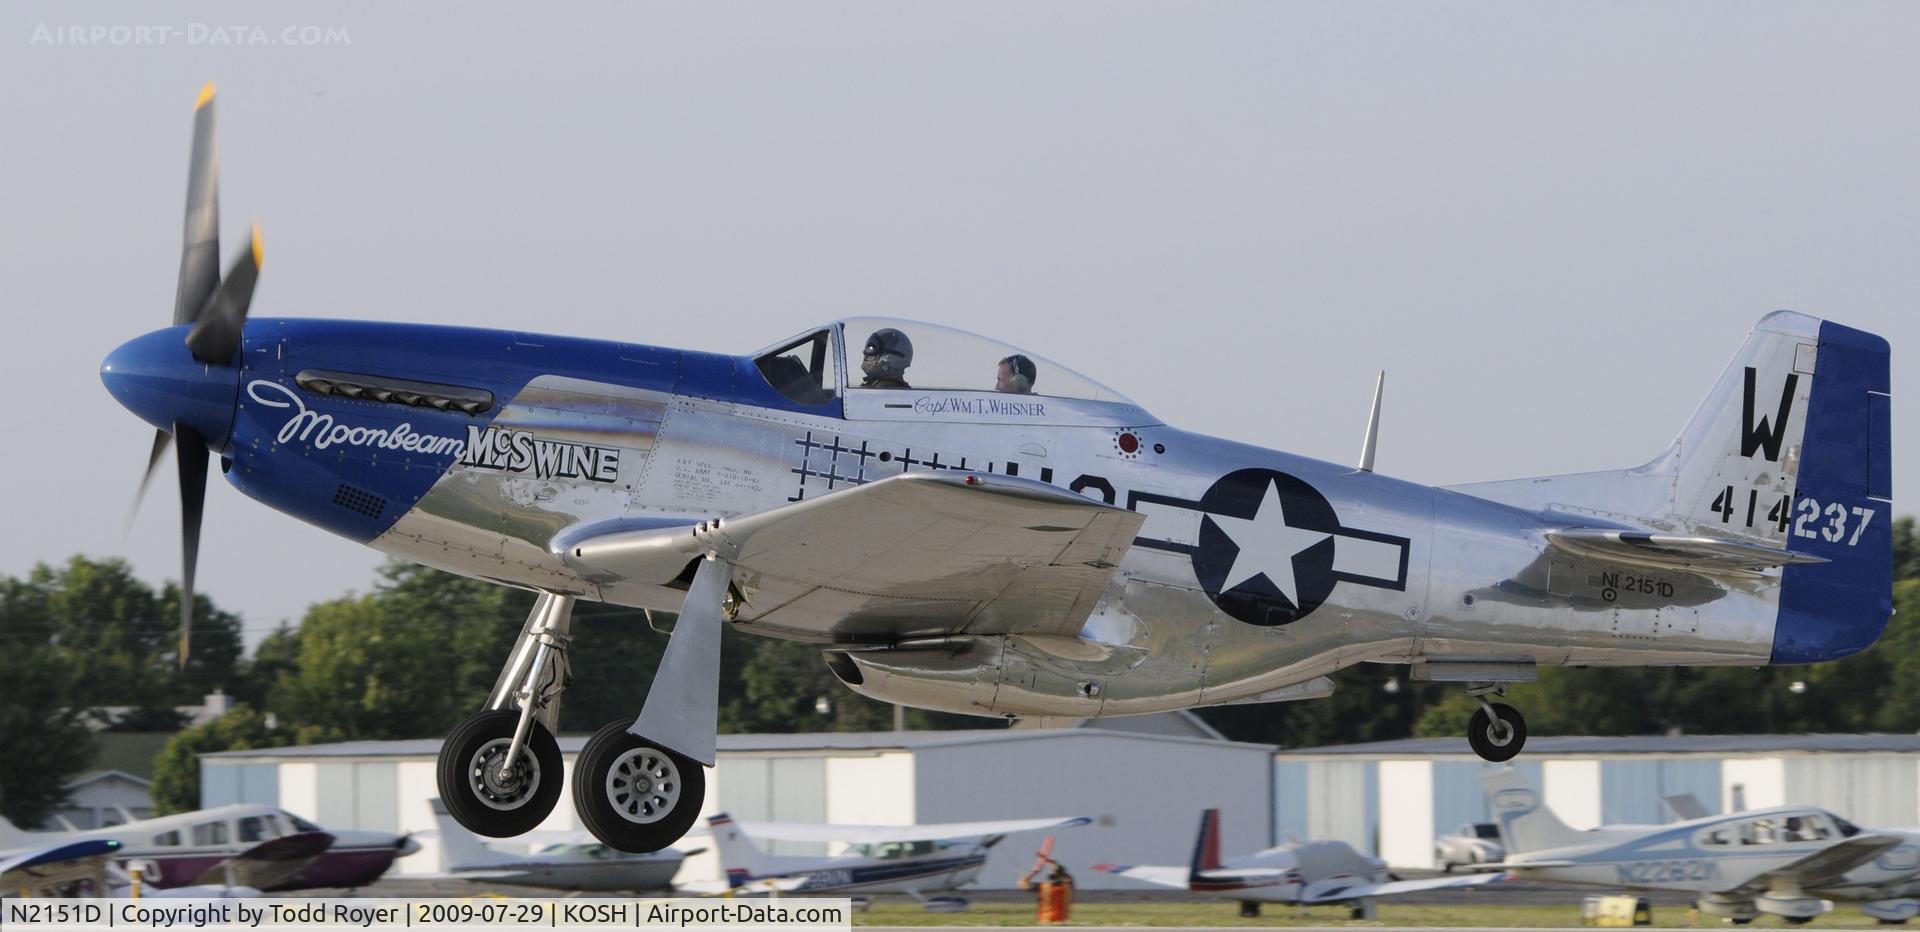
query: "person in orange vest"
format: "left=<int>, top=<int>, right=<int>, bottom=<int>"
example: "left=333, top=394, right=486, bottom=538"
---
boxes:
left=1017, top=839, right=1073, bottom=924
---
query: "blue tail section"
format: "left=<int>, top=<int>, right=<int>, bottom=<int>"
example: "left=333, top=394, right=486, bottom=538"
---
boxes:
left=1772, top=319, right=1893, bottom=664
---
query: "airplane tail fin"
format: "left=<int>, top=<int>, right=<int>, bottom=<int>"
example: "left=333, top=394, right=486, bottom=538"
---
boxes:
left=427, top=799, right=506, bottom=869
left=708, top=813, right=781, bottom=888
left=1186, top=809, right=1224, bottom=886
left=0, top=813, right=33, bottom=846
left=1452, top=311, right=1892, bottom=663
left=1482, top=766, right=1582, bottom=854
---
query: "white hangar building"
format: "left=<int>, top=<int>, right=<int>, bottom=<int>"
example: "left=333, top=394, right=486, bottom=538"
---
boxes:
left=1274, top=734, right=1920, bottom=870
left=200, top=715, right=1274, bottom=890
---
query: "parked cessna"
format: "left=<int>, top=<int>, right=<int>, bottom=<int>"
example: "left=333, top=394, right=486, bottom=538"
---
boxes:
left=1482, top=767, right=1920, bottom=924
left=703, top=812, right=1089, bottom=908
left=1096, top=809, right=1501, bottom=917
left=103, top=85, right=1894, bottom=854
left=424, top=798, right=686, bottom=892
left=0, top=805, right=416, bottom=891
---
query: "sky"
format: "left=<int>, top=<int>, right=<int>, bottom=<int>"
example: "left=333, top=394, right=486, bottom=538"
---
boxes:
left=1, top=2, right=1914, bottom=647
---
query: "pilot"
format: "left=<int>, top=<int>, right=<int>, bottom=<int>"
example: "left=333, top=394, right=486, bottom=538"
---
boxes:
left=995, top=353, right=1036, bottom=394
left=860, top=328, right=913, bottom=389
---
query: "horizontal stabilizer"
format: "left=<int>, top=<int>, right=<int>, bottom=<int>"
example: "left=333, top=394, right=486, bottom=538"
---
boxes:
left=1474, top=859, right=1576, bottom=870
left=1091, top=863, right=1190, bottom=889
left=1300, top=870, right=1504, bottom=903
left=1545, top=528, right=1827, bottom=572
left=735, top=816, right=1090, bottom=844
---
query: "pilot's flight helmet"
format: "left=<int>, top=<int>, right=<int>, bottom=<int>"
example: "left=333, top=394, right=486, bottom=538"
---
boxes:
left=862, top=328, right=913, bottom=379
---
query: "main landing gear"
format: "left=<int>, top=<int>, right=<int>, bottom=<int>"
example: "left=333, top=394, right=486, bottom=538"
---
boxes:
left=1465, top=684, right=1527, bottom=762
left=436, top=556, right=734, bottom=852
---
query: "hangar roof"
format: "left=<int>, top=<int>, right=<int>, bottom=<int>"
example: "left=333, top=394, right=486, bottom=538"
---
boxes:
left=1277, top=733, right=1920, bottom=757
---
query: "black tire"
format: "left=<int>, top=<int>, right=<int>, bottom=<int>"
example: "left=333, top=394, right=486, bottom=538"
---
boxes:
left=435, top=710, right=563, bottom=837
left=1238, top=901, right=1261, bottom=918
left=572, top=719, right=706, bottom=853
left=1467, top=702, right=1527, bottom=762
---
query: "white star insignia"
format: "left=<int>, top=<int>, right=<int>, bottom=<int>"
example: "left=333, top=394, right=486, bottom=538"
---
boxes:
left=1209, top=479, right=1332, bottom=607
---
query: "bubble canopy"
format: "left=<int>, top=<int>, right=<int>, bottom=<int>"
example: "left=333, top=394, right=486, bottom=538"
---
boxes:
left=759, top=317, right=1137, bottom=402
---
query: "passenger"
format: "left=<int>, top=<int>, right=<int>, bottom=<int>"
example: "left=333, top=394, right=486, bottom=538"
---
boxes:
left=860, top=328, right=913, bottom=389
left=996, top=353, right=1037, bottom=394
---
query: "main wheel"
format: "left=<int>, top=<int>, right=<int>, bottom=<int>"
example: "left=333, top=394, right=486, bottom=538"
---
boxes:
left=1467, top=702, right=1527, bottom=762
left=572, top=719, right=706, bottom=853
left=436, top=710, right=564, bottom=837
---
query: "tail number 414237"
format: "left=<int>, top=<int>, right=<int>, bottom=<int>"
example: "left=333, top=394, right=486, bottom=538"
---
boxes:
left=1710, top=486, right=1875, bottom=547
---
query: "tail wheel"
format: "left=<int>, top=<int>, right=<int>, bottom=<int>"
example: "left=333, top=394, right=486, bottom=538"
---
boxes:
left=573, top=719, right=705, bottom=853
left=435, top=710, right=563, bottom=837
left=1468, top=702, right=1527, bottom=762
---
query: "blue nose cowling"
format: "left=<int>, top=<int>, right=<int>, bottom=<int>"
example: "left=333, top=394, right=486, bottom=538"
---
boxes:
left=101, top=325, right=242, bottom=451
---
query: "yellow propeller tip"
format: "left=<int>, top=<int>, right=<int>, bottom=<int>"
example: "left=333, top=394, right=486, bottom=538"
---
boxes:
left=195, top=82, right=216, bottom=110
left=250, top=224, right=263, bottom=267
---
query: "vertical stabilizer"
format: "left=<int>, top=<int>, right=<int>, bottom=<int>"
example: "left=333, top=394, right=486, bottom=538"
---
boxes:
left=1482, top=767, right=1582, bottom=855
left=0, top=814, right=33, bottom=847
left=1186, top=809, right=1224, bottom=886
left=1664, top=312, right=1892, bottom=662
left=428, top=798, right=508, bottom=869
left=708, top=813, right=789, bottom=888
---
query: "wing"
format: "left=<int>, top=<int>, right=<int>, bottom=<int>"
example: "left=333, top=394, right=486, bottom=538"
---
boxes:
left=564, top=472, right=1144, bottom=641
left=189, top=831, right=334, bottom=890
left=1299, top=871, right=1505, bottom=903
left=1545, top=529, right=1826, bottom=573
left=1091, top=863, right=1190, bottom=889
left=1738, top=834, right=1906, bottom=891
left=0, top=838, right=122, bottom=887
left=737, top=816, right=1092, bottom=844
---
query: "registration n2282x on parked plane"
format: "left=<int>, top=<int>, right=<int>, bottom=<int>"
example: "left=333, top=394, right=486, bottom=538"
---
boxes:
left=101, top=86, right=1894, bottom=855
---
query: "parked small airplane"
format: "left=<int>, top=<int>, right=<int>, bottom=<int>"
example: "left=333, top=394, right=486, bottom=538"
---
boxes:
left=423, top=798, right=686, bottom=892
left=0, top=832, right=331, bottom=898
left=704, top=812, right=1090, bottom=908
left=0, top=804, right=416, bottom=891
left=1481, top=767, right=1920, bottom=924
left=1096, top=809, right=1502, bottom=917
left=104, top=85, right=1893, bottom=854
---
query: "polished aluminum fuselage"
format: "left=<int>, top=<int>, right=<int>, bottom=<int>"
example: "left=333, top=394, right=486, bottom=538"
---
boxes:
left=350, top=363, right=1777, bottom=719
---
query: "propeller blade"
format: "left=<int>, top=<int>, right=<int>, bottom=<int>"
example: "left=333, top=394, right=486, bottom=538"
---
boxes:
left=185, top=224, right=260, bottom=363
left=173, top=82, right=220, bottom=327
left=174, top=427, right=208, bottom=670
left=122, top=429, right=172, bottom=542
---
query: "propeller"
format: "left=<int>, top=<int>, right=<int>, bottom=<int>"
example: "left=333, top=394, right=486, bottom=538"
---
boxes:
left=125, top=82, right=263, bottom=669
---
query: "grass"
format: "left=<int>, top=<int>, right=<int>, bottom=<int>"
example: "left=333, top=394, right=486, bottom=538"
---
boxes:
left=852, top=900, right=1897, bottom=927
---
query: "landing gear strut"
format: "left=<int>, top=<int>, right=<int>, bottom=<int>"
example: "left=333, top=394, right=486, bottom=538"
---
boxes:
left=1465, top=684, right=1526, bottom=762
left=437, top=554, right=734, bottom=851
left=437, top=593, right=574, bottom=836
left=572, top=554, right=733, bottom=851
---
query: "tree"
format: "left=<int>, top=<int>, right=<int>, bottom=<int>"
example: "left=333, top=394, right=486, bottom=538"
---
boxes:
left=0, top=633, right=94, bottom=827
left=234, top=623, right=300, bottom=711
left=150, top=705, right=291, bottom=814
